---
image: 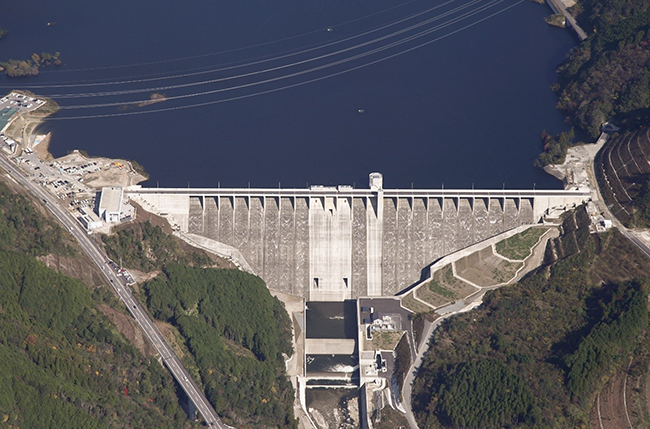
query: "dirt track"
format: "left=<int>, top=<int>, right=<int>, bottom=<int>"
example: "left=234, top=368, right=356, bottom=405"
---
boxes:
left=589, top=369, right=631, bottom=429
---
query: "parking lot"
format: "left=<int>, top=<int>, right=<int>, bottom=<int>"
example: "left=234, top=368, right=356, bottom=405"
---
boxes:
left=9, top=148, right=137, bottom=228
left=0, top=92, right=45, bottom=114
left=0, top=92, right=47, bottom=140
left=11, top=150, right=101, bottom=210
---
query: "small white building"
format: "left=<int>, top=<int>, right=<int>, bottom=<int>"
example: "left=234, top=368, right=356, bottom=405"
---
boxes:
left=98, top=187, right=123, bottom=223
left=369, top=172, right=383, bottom=191
left=78, top=215, right=102, bottom=231
left=78, top=206, right=103, bottom=231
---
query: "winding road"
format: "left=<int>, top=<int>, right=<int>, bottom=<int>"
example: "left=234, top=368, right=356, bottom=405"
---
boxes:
left=399, top=138, right=650, bottom=429
left=401, top=295, right=485, bottom=429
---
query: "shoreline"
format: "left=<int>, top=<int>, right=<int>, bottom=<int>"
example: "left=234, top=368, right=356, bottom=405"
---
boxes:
left=542, top=133, right=608, bottom=193
left=6, top=88, right=595, bottom=195
left=3, top=95, right=148, bottom=189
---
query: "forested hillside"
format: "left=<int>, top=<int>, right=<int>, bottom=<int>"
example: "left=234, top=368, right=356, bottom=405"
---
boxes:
left=554, top=0, right=650, bottom=137
left=101, top=220, right=214, bottom=272
left=143, top=264, right=296, bottom=428
left=0, top=181, right=195, bottom=428
left=103, top=198, right=297, bottom=427
left=412, top=207, right=650, bottom=428
left=0, top=181, right=72, bottom=256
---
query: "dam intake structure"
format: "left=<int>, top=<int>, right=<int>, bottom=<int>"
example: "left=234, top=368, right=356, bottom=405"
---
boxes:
left=125, top=173, right=589, bottom=301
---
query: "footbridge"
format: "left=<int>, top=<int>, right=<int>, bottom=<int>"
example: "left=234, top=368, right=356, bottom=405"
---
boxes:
left=125, top=173, right=589, bottom=300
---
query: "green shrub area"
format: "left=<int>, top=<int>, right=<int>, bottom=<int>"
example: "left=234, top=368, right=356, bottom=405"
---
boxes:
left=392, top=333, right=411, bottom=402
left=101, top=220, right=210, bottom=271
left=372, top=404, right=410, bottom=429
left=428, top=281, right=455, bottom=299
left=489, top=260, right=522, bottom=284
left=495, top=227, right=549, bottom=260
left=436, top=360, right=535, bottom=428
left=401, top=291, right=434, bottom=313
left=565, top=280, right=648, bottom=401
left=0, top=251, right=192, bottom=428
left=143, top=264, right=296, bottom=428
left=555, top=1, right=650, bottom=137
left=0, top=181, right=72, bottom=256
left=535, top=129, right=576, bottom=167
left=412, top=209, right=650, bottom=428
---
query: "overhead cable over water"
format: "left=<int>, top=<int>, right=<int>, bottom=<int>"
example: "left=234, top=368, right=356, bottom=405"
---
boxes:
left=2, top=0, right=524, bottom=120
left=1, top=0, right=465, bottom=90
left=52, top=0, right=493, bottom=102
left=35, top=0, right=427, bottom=75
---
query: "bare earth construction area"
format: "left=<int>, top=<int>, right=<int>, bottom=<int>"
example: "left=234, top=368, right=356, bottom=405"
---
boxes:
left=401, top=225, right=554, bottom=314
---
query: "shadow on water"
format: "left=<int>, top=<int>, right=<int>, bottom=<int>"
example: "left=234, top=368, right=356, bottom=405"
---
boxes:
left=306, top=300, right=358, bottom=339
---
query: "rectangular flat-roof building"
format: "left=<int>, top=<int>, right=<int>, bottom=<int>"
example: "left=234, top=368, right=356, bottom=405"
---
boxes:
left=78, top=206, right=103, bottom=231
left=98, top=187, right=123, bottom=222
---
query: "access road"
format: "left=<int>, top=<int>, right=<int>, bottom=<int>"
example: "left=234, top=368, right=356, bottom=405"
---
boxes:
left=0, top=153, right=228, bottom=429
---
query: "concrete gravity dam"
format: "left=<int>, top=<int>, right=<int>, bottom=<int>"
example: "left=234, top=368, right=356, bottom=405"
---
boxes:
left=126, top=173, right=589, bottom=301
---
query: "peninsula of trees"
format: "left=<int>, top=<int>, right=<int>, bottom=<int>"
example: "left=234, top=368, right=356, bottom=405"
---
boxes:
left=556, top=0, right=650, bottom=137
left=0, top=52, right=62, bottom=77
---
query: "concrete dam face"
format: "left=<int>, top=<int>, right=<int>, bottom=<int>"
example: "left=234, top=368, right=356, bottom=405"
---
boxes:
left=127, top=174, right=589, bottom=301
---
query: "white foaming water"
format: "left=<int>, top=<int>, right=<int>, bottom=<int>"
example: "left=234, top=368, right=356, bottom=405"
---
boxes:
left=327, top=364, right=359, bottom=373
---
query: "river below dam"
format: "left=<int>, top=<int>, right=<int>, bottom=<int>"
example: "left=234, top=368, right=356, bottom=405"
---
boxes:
left=1, top=0, right=578, bottom=189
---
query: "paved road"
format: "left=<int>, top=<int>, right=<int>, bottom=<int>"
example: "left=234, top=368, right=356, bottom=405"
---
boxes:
left=401, top=295, right=485, bottom=429
left=620, top=228, right=650, bottom=258
left=401, top=316, right=448, bottom=429
left=126, top=186, right=591, bottom=198
left=546, top=0, right=588, bottom=41
left=0, top=154, right=228, bottom=429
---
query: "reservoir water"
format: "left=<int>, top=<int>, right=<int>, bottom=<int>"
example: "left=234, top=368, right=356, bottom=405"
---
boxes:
left=1, top=0, right=577, bottom=189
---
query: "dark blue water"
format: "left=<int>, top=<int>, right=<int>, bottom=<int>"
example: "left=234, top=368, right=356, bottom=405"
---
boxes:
left=0, top=0, right=577, bottom=189
left=306, top=301, right=358, bottom=339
